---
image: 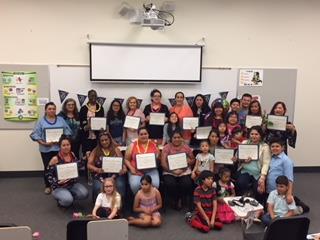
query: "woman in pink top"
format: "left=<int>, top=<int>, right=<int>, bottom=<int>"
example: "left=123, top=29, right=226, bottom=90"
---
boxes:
left=170, top=92, right=193, bottom=143
left=161, top=131, right=195, bottom=210
left=124, top=96, right=146, bottom=146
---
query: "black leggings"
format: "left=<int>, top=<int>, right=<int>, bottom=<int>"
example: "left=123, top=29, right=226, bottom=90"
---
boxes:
left=163, top=174, right=194, bottom=207
left=40, top=151, right=58, bottom=187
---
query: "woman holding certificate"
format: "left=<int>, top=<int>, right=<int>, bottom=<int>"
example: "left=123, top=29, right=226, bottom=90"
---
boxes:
left=169, top=92, right=193, bottom=143
left=161, top=131, right=195, bottom=210
left=88, top=131, right=126, bottom=201
left=124, top=96, right=146, bottom=146
left=79, top=89, right=105, bottom=157
left=236, top=126, right=271, bottom=201
left=58, top=98, right=81, bottom=158
left=125, top=127, right=160, bottom=194
left=143, top=89, right=169, bottom=144
left=265, top=101, right=297, bottom=154
left=47, top=135, right=88, bottom=207
left=30, top=102, right=72, bottom=194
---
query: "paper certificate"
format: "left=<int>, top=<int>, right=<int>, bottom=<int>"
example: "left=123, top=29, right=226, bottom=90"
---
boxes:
left=267, top=115, right=288, bottom=131
left=215, top=149, right=234, bottom=165
left=196, top=126, right=212, bottom=139
left=149, top=112, right=165, bottom=126
left=90, top=117, right=106, bottom=130
left=45, top=128, right=63, bottom=142
left=167, top=153, right=188, bottom=170
left=102, top=157, right=123, bottom=173
left=136, top=153, right=156, bottom=170
left=238, top=144, right=259, bottom=160
left=56, top=163, right=78, bottom=180
left=124, top=116, right=140, bottom=129
left=183, top=117, right=199, bottom=130
left=245, top=116, right=262, bottom=129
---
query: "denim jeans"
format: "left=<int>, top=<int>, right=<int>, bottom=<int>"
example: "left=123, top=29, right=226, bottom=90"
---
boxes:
left=92, top=175, right=126, bottom=202
left=128, top=169, right=159, bottom=194
left=52, top=183, right=88, bottom=207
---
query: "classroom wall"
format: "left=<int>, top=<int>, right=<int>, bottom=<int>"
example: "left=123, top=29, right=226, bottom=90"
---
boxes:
left=0, top=0, right=319, bottom=170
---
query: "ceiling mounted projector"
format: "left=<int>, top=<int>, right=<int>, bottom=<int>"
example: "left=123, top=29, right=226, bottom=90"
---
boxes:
left=119, top=2, right=175, bottom=30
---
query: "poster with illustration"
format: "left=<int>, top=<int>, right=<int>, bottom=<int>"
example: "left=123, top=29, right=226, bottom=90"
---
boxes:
left=239, top=69, right=263, bottom=86
left=2, top=71, right=39, bottom=121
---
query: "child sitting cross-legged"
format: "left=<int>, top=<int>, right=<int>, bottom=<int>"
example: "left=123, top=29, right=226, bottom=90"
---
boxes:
left=189, top=170, right=223, bottom=232
left=262, top=175, right=300, bottom=226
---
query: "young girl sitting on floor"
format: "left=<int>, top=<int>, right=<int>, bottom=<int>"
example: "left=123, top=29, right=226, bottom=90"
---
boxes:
left=128, top=175, right=162, bottom=227
left=192, top=140, right=215, bottom=180
left=213, top=168, right=236, bottom=223
left=92, top=178, right=121, bottom=219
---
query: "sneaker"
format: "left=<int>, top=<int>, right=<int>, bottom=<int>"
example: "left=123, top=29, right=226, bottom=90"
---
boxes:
left=185, top=212, right=193, bottom=224
left=44, top=187, right=51, bottom=195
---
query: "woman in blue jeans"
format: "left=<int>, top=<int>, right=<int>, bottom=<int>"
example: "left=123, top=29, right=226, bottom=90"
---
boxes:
left=47, top=135, right=88, bottom=207
left=87, top=131, right=127, bottom=201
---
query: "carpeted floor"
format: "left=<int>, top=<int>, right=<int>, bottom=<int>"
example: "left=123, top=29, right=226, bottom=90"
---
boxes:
left=0, top=172, right=318, bottom=240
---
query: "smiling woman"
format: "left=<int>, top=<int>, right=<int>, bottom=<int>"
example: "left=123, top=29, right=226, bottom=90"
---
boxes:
left=30, top=102, right=72, bottom=194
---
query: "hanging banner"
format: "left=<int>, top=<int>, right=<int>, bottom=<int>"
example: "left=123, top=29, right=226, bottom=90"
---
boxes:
left=77, top=94, right=87, bottom=107
left=186, top=96, right=195, bottom=108
left=203, top=94, right=211, bottom=104
left=219, top=91, right=229, bottom=100
left=168, top=98, right=176, bottom=107
left=2, top=71, right=39, bottom=121
left=58, top=90, right=69, bottom=103
left=96, top=96, right=106, bottom=106
left=114, top=98, right=125, bottom=105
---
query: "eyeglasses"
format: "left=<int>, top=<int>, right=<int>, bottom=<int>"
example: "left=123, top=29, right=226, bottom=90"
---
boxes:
left=104, top=185, right=113, bottom=188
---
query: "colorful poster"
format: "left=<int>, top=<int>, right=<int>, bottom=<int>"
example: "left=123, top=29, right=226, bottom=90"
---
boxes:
left=239, top=69, right=263, bottom=86
left=2, top=71, right=39, bottom=121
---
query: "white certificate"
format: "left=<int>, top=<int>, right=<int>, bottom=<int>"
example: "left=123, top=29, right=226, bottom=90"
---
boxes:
left=124, top=116, right=140, bottom=129
left=56, top=162, right=78, bottom=180
left=245, top=115, right=262, bottom=129
left=267, top=115, right=288, bottom=131
left=102, top=157, right=123, bottom=173
left=215, top=149, right=234, bottom=165
left=149, top=112, right=165, bottom=126
left=183, top=117, right=199, bottom=130
left=167, top=153, right=188, bottom=170
left=136, top=153, right=156, bottom=170
left=238, top=144, right=259, bottom=160
left=45, top=128, right=63, bottom=142
left=90, top=117, right=106, bottom=130
left=196, top=126, right=212, bottom=139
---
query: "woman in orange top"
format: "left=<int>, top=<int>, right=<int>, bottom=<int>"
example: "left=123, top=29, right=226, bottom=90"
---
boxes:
left=125, top=127, right=160, bottom=194
left=170, top=91, right=194, bottom=143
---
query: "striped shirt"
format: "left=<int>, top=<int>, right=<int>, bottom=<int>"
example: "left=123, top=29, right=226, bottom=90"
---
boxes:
left=194, top=186, right=217, bottom=214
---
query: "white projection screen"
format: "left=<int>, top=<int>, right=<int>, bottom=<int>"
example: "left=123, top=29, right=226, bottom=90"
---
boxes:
left=90, top=43, right=203, bottom=83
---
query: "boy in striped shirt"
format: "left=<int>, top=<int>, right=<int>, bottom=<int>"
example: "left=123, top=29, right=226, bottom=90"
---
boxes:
left=191, top=170, right=223, bottom=232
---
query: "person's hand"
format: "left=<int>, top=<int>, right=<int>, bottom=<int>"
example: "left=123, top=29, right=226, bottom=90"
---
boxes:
left=45, top=141, right=55, bottom=146
left=231, top=156, right=237, bottom=163
left=286, top=194, right=294, bottom=204
left=145, top=116, right=150, bottom=122
left=119, top=167, right=127, bottom=175
left=244, top=157, right=252, bottom=163
left=205, top=216, right=210, bottom=226
left=257, top=176, right=266, bottom=193
left=210, top=218, right=215, bottom=228
left=92, top=214, right=100, bottom=219
left=173, top=169, right=183, bottom=176
left=130, top=168, right=138, bottom=175
left=97, top=168, right=104, bottom=174
left=286, top=124, right=296, bottom=133
left=191, top=171, right=197, bottom=180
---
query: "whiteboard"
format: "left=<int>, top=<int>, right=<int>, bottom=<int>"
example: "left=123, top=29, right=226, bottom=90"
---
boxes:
left=90, top=43, right=202, bottom=82
left=49, top=65, right=237, bottom=112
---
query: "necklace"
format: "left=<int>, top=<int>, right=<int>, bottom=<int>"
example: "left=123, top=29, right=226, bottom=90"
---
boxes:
left=86, top=102, right=101, bottom=113
left=102, top=148, right=110, bottom=157
left=136, top=140, right=150, bottom=154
